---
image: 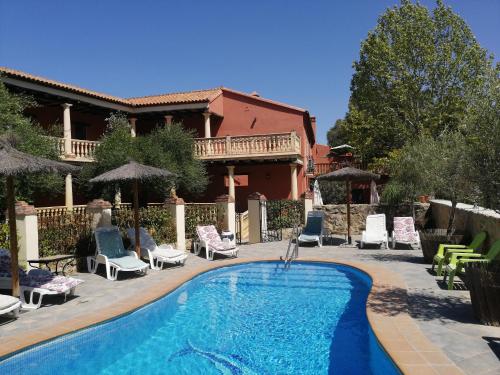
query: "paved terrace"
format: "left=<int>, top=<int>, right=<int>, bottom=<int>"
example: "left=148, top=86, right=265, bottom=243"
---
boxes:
left=1, top=239, right=499, bottom=374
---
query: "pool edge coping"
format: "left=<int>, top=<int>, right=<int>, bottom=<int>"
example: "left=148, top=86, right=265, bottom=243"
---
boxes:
left=0, top=256, right=464, bottom=375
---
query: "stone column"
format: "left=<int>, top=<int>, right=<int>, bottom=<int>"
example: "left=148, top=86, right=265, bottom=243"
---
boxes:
left=164, top=115, right=173, bottom=127
left=129, top=117, right=137, bottom=137
left=164, top=197, right=186, bottom=251
left=65, top=173, right=74, bottom=211
left=248, top=192, right=266, bottom=244
left=203, top=112, right=211, bottom=138
left=62, top=103, right=73, bottom=156
left=227, top=165, right=235, bottom=200
left=290, top=163, right=298, bottom=200
left=216, top=194, right=236, bottom=234
left=302, top=191, right=313, bottom=224
left=86, top=199, right=112, bottom=230
left=14, top=202, right=39, bottom=270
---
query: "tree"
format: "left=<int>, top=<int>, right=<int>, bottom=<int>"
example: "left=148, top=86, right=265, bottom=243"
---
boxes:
left=79, top=113, right=208, bottom=203
left=326, top=119, right=348, bottom=147
left=140, top=123, right=208, bottom=198
left=464, top=65, right=500, bottom=211
left=333, top=0, right=493, bottom=165
left=0, top=80, right=63, bottom=212
left=383, top=131, right=475, bottom=233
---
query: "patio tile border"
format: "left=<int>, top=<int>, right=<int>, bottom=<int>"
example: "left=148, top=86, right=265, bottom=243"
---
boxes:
left=0, top=256, right=464, bottom=374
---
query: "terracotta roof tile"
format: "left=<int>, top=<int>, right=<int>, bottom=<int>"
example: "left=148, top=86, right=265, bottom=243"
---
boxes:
left=0, top=66, right=127, bottom=104
left=127, top=88, right=222, bottom=106
left=0, top=67, right=307, bottom=113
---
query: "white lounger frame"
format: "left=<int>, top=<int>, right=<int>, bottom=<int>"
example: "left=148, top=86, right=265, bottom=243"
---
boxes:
left=0, top=278, right=76, bottom=310
left=0, top=298, right=21, bottom=317
left=194, top=239, right=239, bottom=261
left=87, top=252, right=148, bottom=281
left=143, top=245, right=187, bottom=270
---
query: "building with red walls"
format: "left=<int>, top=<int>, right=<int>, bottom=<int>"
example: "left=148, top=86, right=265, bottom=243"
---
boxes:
left=0, top=67, right=328, bottom=210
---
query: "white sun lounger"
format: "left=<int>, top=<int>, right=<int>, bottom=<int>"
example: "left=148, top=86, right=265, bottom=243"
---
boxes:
left=392, top=216, right=421, bottom=249
left=0, top=249, right=83, bottom=309
left=0, top=294, right=21, bottom=317
left=360, top=214, right=389, bottom=249
left=88, top=226, right=148, bottom=281
left=195, top=225, right=239, bottom=261
left=126, top=227, right=187, bottom=270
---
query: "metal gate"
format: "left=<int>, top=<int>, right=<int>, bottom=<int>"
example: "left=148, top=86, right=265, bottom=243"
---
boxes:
left=235, top=210, right=248, bottom=244
left=259, top=199, right=304, bottom=242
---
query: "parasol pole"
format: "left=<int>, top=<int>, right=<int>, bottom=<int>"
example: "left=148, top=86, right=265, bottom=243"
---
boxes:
left=132, top=179, right=141, bottom=257
left=346, top=178, right=352, bottom=245
left=6, top=176, right=20, bottom=297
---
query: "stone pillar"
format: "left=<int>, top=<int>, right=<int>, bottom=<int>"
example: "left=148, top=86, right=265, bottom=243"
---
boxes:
left=165, top=197, right=186, bottom=251
left=302, top=191, right=313, bottom=224
left=86, top=199, right=112, bottom=230
left=216, top=194, right=236, bottom=234
left=129, top=117, right=137, bottom=137
left=14, top=202, right=38, bottom=270
left=248, top=192, right=266, bottom=244
left=164, top=115, right=173, bottom=126
left=62, top=103, right=73, bottom=156
left=65, top=173, right=74, bottom=211
left=227, top=165, right=235, bottom=200
left=290, top=163, right=298, bottom=200
left=203, top=112, right=211, bottom=138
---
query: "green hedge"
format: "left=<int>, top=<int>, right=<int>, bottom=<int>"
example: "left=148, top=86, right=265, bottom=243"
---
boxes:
left=112, top=206, right=176, bottom=245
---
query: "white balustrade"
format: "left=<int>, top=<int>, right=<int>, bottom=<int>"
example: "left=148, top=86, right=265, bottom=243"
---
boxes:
left=194, top=132, right=301, bottom=159
left=71, top=139, right=99, bottom=160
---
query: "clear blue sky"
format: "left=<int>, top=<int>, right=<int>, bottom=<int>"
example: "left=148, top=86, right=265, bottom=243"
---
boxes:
left=0, top=0, right=498, bottom=144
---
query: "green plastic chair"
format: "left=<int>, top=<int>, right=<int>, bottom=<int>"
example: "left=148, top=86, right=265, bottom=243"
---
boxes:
left=431, top=231, right=487, bottom=276
left=443, top=240, right=500, bottom=290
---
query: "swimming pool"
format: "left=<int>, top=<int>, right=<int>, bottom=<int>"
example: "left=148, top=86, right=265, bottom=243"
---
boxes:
left=0, top=261, right=400, bottom=374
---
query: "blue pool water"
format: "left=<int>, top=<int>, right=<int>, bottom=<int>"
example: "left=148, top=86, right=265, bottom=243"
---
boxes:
left=0, top=262, right=400, bottom=374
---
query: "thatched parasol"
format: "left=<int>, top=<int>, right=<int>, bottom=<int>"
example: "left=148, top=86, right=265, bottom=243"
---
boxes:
left=0, top=137, right=79, bottom=297
left=317, top=167, right=380, bottom=244
left=90, top=161, right=175, bottom=257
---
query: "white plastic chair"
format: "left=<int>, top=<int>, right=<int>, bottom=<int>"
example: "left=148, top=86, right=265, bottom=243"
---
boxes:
left=88, top=226, right=148, bottom=281
left=194, top=225, right=238, bottom=261
left=126, top=227, right=187, bottom=270
left=360, top=214, right=389, bottom=249
left=392, top=217, right=421, bottom=249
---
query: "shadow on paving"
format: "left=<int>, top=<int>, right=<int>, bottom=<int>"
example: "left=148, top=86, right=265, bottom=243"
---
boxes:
left=368, top=285, right=478, bottom=324
left=362, top=252, right=426, bottom=264
left=483, top=336, right=500, bottom=360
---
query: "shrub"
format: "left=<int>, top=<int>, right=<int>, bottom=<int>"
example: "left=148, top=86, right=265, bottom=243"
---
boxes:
left=112, top=206, right=176, bottom=245
left=0, top=222, right=9, bottom=249
left=38, top=213, right=94, bottom=258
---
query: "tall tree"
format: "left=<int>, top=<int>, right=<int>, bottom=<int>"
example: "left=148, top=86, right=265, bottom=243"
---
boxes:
left=334, top=0, right=493, bottom=164
left=326, top=119, right=348, bottom=147
left=0, top=80, right=63, bottom=212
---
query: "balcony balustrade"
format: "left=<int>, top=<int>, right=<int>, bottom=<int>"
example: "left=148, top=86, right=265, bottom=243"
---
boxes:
left=49, top=131, right=302, bottom=163
left=49, top=137, right=100, bottom=162
left=313, top=161, right=362, bottom=176
left=194, top=132, right=301, bottom=161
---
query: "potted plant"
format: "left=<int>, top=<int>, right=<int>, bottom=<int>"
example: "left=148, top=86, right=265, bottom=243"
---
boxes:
left=465, top=262, right=500, bottom=326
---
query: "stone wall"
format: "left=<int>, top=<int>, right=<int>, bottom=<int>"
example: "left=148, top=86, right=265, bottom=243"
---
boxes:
left=314, top=203, right=429, bottom=235
left=430, top=200, right=500, bottom=248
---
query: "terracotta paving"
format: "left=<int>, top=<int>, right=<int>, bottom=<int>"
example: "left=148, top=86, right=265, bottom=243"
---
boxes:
left=1, top=239, right=499, bottom=374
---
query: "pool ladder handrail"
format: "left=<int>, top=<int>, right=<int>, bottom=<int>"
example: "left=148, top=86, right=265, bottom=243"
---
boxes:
left=281, top=225, right=300, bottom=267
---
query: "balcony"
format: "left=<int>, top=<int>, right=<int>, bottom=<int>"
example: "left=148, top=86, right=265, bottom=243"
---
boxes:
left=52, top=138, right=100, bottom=162
left=49, top=132, right=302, bottom=163
left=194, top=132, right=302, bottom=161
